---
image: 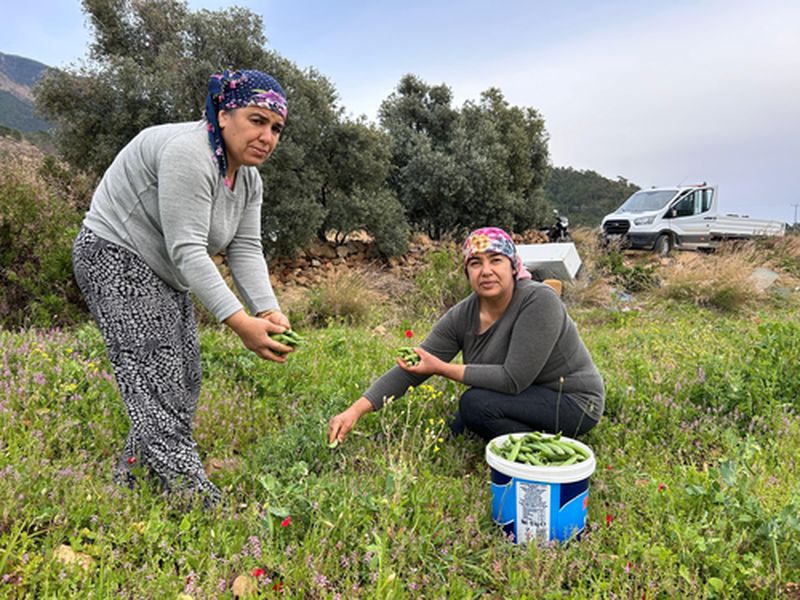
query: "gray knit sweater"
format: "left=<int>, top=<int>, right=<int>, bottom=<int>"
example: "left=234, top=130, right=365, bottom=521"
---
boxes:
left=364, top=280, right=604, bottom=421
left=83, top=121, right=279, bottom=321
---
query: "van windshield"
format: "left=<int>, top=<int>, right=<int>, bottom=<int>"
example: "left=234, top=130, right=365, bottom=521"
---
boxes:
left=617, top=190, right=677, bottom=213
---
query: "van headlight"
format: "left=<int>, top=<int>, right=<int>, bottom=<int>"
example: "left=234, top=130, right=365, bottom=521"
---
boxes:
left=634, top=216, right=655, bottom=225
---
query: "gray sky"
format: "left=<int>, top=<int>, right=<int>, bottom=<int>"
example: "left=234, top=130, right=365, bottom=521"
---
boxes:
left=5, top=0, right=800, bottom=222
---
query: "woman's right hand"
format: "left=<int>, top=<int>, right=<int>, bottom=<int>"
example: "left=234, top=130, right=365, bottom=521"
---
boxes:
left=224, top=310, right=293, bottom=362
left=328, top=397, right=373, bottom=444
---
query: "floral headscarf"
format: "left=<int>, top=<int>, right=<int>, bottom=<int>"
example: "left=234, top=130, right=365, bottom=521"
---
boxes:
left=462, top=227, right=533, bottom=280
left=204, top=69, right=288, bottom=182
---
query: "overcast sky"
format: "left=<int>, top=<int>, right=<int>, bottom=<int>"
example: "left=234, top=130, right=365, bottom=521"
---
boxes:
left=6, top=0, right=800, bottom=222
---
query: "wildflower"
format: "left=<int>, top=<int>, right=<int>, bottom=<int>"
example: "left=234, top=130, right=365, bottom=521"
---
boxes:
left=624, top=561, right=633, bottom=573
left=658, top=482, right=666, bottom=492
left=272, top=581, right=284, bottom=592
left=606, top=464, right=613, bottom=470
left=434, top=446, right=440, bottom=452
left=280, top=516, right=292, bottom=528
left=127, top=456, right=136, bottom=465
left=605, top=513, right=614, bottom=526
left=405, top=330, right=413, bottom=338
left=252, top=567, right=265, bottom=578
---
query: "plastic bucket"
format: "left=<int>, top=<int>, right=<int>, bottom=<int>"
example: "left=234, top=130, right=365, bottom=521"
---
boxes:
left=485, top=433, right=596, bottom=544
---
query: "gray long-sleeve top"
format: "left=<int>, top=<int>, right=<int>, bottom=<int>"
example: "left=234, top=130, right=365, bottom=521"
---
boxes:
left=364, top=279, right=604, bottom=422
left=83, top=121, right=279, bottom=322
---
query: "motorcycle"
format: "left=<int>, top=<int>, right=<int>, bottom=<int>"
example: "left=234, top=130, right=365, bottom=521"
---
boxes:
left=544, top=209, right=570, bottom=243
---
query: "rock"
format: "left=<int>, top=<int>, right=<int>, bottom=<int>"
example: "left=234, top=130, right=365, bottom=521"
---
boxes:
left=204, top=456, right=242, bottom=477
left=310, top=259, right=321, bottom=267
left=748, top=267, right=780, bottom=292
left=54, top=544, right=94, bottom=571
left=232, top=574, right=257, bottom=597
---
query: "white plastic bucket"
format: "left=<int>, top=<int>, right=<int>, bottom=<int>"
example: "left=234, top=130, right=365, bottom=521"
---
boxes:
left=486, top=433, right=596, bottom=544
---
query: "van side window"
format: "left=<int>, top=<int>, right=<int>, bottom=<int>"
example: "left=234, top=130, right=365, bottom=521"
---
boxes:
left=672, top=192, right=697, bottom=217
left=700, top=189, right=713, bottom=212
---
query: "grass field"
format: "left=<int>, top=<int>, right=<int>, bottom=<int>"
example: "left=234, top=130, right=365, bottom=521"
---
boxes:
left=2, top=245, right=800, bottom=598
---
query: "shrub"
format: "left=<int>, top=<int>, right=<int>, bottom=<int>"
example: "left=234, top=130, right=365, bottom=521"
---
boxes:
left=304, top=268, right=383, bottom=325
left=0, top=155, right=89, bottom=328
left=412, top=240, right=472, bottom=318
left=597, top=249, right=659, bottom=293
left=657, top=253, right=758, bottom=312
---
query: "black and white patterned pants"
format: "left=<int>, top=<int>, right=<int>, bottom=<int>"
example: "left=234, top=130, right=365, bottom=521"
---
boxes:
left=73, top=226, right=220, bottom=504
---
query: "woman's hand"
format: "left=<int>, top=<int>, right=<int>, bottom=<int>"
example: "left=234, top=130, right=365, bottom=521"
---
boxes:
left=397, top=347, right=466, bottom=383
left=224, top=309, right=293, bottom=362
left=328, top=397, right=373, bottom=444
left=396, top=346, right=442, bottom=376
left=260, top=309, right=291, bottom=330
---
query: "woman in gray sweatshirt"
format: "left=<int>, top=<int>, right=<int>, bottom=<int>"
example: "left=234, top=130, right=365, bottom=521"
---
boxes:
left=72, top=69, right=292, bottom=504
left=328, top=227, right=604, bottom=444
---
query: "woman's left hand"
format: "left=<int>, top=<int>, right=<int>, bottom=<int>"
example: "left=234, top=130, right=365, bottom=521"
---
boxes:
left=396, top=347, right=442, bottom=376
left=260, top=310, right=291, bottom=331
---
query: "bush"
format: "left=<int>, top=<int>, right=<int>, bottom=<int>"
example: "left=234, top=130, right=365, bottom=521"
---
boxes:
left=304, top=268, right=384, bottom=326
left=413, top=241, right=472, bottom=318
left=597, top=249, right=659, bottom=293
left=657, top=253, right=758, bottom=312
left=0, top=156, right=89, bottom=328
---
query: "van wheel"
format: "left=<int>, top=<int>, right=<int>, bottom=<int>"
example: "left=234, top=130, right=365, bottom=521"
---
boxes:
left=654, top=234, right=672, bottom=257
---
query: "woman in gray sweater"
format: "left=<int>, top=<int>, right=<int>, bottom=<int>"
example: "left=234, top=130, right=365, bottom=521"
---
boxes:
left=72, top=69, right=292, bottom=504
left=328, top=227, right=604, bottom=444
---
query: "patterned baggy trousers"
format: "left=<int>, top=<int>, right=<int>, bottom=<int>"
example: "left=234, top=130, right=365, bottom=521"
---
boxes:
left=73, top=226, right=220, bottom=504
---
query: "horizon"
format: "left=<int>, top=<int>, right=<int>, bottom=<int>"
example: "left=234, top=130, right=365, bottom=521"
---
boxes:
left=5, top=0, right=800, bottom=223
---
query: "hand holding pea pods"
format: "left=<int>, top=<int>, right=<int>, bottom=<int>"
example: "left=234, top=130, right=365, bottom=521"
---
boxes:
left=490, top=432, right=590, bottom=466
left=397, top=346, right=420, bottom=366
left=269, top=329, right=305, bottom=356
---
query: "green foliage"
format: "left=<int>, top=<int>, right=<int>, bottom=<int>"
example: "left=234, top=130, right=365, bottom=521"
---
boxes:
left=380, top=75, right=550, bottom=239
left=413, top=242, right=472, bottom=317
left=304, top=270, right=384, bottom=326
left=35, top=1, right=409, bottom=258
left=546, top=166, right=641, bottom=227
left=316, top=119, right=409, bottom=257
left=2, top=305, right=799, bottom=597
left=598, top=250, right=659, bottom=293
left=0, top=159, right=87, bottom=328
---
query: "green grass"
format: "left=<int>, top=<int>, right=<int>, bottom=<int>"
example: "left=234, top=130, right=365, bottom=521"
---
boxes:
left=2, top=304, right=799, bottom=598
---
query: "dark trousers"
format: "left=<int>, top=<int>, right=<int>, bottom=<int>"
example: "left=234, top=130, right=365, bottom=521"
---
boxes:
left=72, top=227, right=220, bottom=504
left=454, top=384, right=598, bottom=442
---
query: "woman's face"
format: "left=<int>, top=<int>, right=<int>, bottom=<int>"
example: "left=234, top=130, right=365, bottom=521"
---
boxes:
left=218, top=106, right=284, bottom=173
left=465, top=252, right=515, bottom=300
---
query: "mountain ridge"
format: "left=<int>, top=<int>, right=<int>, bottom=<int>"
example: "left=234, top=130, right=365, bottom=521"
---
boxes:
left=0, top=51, right=52, bottom=132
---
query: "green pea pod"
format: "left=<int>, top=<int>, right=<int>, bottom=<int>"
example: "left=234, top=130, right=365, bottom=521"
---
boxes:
left=507, top=437, right=523, bottom=462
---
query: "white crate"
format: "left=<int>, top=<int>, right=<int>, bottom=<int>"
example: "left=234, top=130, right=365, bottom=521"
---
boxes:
left=516, top=243, right=582, bottom=281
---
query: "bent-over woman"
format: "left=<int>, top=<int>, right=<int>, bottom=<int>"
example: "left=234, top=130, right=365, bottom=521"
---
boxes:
left=73, top=69, right=293, bottom=504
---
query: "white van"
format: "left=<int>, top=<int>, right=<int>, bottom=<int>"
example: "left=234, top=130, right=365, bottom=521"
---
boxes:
left=601, top=184, right=785, bottom=255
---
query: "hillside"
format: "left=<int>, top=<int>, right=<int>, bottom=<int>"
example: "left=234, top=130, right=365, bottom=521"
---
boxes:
left=0, top=51, right=51, bottom=132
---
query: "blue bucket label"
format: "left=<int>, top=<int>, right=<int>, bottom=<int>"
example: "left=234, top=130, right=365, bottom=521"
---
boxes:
left=517, top=481, right=550, bottom=544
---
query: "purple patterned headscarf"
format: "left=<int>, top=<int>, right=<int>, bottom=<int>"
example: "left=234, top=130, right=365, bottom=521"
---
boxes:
left=462, top=227, right=533, bottom=280
left=204, top=69, right=288, bottom=181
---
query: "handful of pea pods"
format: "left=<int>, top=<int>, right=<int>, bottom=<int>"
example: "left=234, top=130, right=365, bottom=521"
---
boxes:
left=397, top=346, right=420, bottom=366
left=490, top=432, right=590, bottom=466
left=270, top=329, right=305, bottom=355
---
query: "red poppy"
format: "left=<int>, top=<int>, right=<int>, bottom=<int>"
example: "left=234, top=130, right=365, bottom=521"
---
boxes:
left=280, top=517, right=292, bottom=528
left=272, top=581, right=284, bottom=592
left=658, top=482, right=666, bottom=492
left=252, top=567, right=265, bottom=578
left=606, top=464, right=613, bottom=470
left=405, top=330, right=413, bottom=338
left=605, top=513, right=614, bottom=526
left=127, top=456, right=136, bottom=465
